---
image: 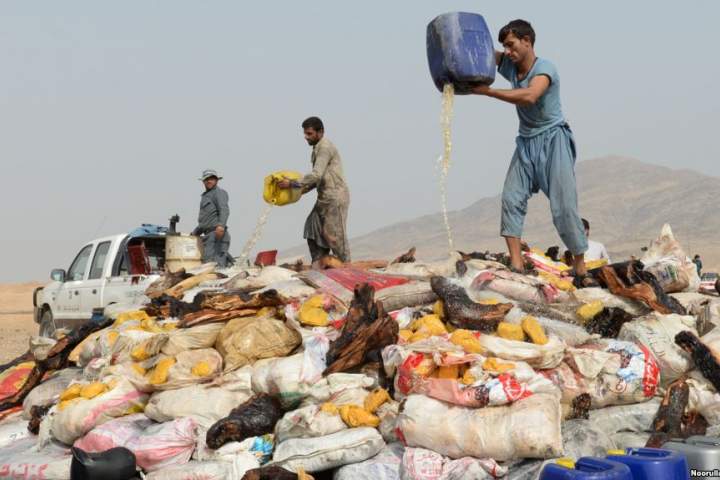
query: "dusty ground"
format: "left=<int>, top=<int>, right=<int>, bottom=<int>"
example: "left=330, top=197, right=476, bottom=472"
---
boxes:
left=0, top=283, right=42, bottom=363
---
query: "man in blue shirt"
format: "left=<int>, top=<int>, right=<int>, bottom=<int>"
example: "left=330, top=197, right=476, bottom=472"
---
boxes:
left=471, top=19, right=595, bottom=287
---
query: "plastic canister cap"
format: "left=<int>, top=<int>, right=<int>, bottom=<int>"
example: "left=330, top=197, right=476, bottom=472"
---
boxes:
left=556, top=458, right=576, bottom=469
left=607, top=449, right=626, bottom=456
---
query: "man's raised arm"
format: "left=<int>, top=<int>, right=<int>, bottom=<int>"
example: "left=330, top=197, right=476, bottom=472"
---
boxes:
left=471, top=74, right=550, bottom=107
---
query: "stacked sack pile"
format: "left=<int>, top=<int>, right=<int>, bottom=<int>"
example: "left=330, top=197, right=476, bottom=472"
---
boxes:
left=0, top=224, right=719, bottom=479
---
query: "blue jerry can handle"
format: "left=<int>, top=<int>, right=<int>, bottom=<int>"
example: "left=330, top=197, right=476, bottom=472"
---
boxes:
left=577, top=457, right=632, bottom=474
left=624, top=447, right=674, bottom=458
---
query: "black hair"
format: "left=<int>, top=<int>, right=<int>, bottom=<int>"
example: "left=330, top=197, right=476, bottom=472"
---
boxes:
left=499, top=19, right=536, bottom=46
left=582, top=218, right=590, bottom=231
left=301, top=116, right=324, bottom=132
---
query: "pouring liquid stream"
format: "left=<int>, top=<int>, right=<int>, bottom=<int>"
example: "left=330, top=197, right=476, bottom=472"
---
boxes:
left=438, top=82, right=455, bottom=254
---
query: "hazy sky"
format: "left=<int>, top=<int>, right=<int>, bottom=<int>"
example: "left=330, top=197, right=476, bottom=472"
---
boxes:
left=2, top=1, right=719, bottom=282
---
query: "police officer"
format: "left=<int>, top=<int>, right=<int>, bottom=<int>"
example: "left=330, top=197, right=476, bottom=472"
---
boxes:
left=192, top=169, right=233, bottom=267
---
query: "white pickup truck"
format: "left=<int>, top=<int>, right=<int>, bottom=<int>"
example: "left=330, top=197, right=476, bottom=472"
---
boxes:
left=33, top=227, right=170, bottom=337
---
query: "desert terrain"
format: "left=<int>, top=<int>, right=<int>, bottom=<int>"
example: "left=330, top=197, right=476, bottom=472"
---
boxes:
left=0, top=283, right=41, bottom=363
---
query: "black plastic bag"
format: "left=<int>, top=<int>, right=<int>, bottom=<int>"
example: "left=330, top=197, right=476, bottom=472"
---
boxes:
left=70, top=446, right=137, bottom=480
left=206, top=394, right=283, bottom=449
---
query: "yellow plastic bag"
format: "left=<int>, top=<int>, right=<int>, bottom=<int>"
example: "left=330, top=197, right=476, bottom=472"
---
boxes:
left=433, top=300, right=445, bottom=319
left=478, top=298, right=500, bottom=305
left=585, top=259, right=608, bottom=270
left=80, top=382, right=108, bottom=400
left=497, top=322, right=525, bottom=342
left=148, top=357, right=177, bottom=385
left=398, top=329, right=413, bottom=342
left=436, top=364, right=459, bottom=380
left=299, top=296, right=329, bottom=327
left=107, top=331, right=120, bottom=347
left=191, top=361, right=212, bottom=377
left=123, top=326, right=146, bottom=333
left=58, top=398, right=82, bottom=411
left=461, top=370, right=476, bottom=385
left=60, top=384, right=82, bottom=402
left=408, top=330, right=431, bottom=343
left=257, top=306, right=278, bottom=319
left=140, top=317, right=164, bottom=334
left=410, top=314, right=447, bottom=336
left=123, top=403, right=146, bottom=415
left=412, top=355, right=437, bottom=377
left=483, top=357, right=515, bottom=374
left=131, top=363, right=146, bottom=376
left=522, top=316, right=548, bottom=345
left=577, top=301, right=604, bottom=323
left=263, top=171, right=303, bottom=206
left=320, top=402, right=338, bottom=415
left=161, top=322, right=179, bottom=332
left=302, top=296, right=324, bottom=309
left=339, top=405, right=380, bottom=428
left=131, top=341, right=152, bottom=362
left=364, top=388, right=391, bottom=413
left=297, top=468, right=315, bottom=480
left=114, top=310, right=151, bottom=327
left=537, top=271, right=575, bottom=292
left=449, top=329, right=483, bottom=354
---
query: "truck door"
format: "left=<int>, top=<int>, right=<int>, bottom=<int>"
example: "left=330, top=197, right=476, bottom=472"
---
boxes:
left=79, top=240, right=112, bottom=320
left=54, top=244, right=93, bottom=328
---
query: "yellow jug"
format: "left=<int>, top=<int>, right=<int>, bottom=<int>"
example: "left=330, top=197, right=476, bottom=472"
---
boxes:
left=263, top=171, right=303, bottom=206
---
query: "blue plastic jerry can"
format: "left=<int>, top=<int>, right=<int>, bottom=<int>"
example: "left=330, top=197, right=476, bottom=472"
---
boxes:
left=539, top=457, right=633, bottom=480
left=426, top=12, right=496, bottom=94
left=606, top=448, right=690, bottom=480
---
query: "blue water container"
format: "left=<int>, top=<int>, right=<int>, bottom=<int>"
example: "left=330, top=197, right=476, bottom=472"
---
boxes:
left=606, top=448, right=690, bottom=480
left=426, top=12, right=496, bottom=94
left=539, top=458, right=633, bottom=480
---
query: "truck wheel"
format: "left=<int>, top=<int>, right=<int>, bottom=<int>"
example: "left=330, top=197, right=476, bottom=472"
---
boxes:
left=39, top=309, right=56, bottom=338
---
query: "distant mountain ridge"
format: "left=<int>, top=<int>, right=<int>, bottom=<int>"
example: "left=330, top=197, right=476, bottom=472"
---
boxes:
left=281, top=157, right=720, bottom=270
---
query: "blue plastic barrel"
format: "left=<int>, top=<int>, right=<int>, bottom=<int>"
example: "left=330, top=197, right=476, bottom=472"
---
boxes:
left=426, top=12, right=496, bottom=94
left=539, top=458, right=633, bottom=480
left=606, top=448, right=690, bottom=480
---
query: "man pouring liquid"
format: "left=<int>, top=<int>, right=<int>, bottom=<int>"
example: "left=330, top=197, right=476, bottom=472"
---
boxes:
left=278, top=116, right=351, bottom=264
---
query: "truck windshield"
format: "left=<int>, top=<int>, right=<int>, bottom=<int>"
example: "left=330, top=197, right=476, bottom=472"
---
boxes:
left=68, top=245, right=93, bottom=281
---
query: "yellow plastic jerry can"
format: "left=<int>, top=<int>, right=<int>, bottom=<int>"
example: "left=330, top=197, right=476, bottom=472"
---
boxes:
left=263, top=171, right=303, bottom=206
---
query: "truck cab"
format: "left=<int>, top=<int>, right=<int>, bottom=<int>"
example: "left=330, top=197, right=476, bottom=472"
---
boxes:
left=33, top=226, right=172, bottom=337
left=700, top=272, right=719, bottom=295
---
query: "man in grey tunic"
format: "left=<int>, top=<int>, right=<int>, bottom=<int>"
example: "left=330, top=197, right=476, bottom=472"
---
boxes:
left=279, top=117, right=351, bottom=263
left=192, top=169, right=233, bottom=267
